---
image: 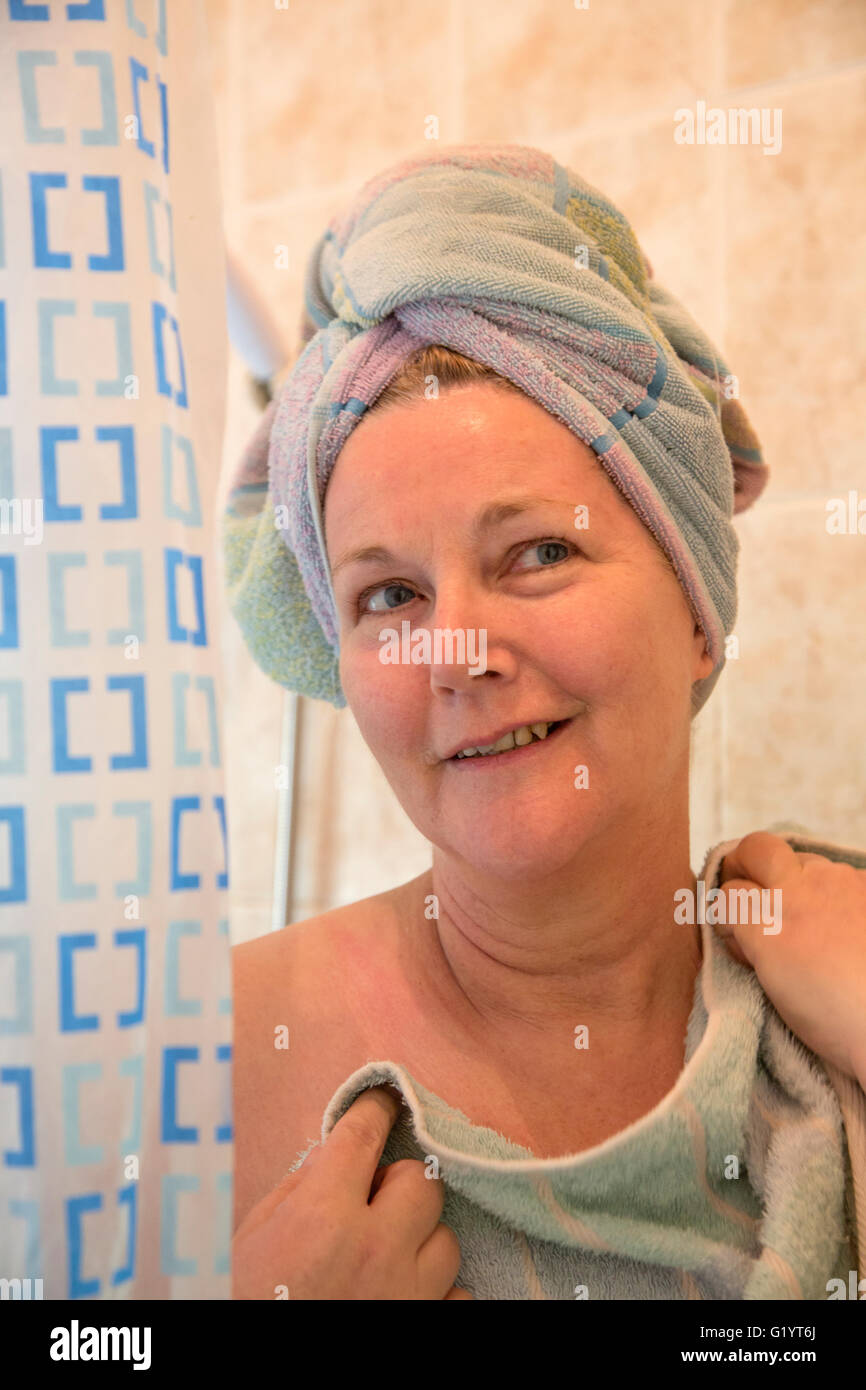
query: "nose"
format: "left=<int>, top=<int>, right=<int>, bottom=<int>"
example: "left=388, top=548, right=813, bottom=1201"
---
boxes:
left=424, top=582, right=518, bottom=693
left=429, top=645, right=499, bottom=694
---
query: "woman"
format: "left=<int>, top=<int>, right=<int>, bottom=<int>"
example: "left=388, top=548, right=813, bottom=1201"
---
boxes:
left=224, top=145, right=866, bottom=1300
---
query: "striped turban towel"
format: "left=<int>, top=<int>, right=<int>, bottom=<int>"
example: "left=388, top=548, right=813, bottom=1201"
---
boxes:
left=222, top=142, right=768, bottom=716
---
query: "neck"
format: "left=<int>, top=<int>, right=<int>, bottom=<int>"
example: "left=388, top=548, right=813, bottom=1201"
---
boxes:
left=401, top=815, right=703, bottom=1062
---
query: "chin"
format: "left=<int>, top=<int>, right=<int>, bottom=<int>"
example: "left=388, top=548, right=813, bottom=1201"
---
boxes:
left=432, top=817, right=589, bottom=880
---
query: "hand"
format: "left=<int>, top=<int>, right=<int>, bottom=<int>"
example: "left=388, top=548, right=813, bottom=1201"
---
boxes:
left=715, top=832, right=866, bottom=1087
left=231, top=1084, right=473, bottom=1300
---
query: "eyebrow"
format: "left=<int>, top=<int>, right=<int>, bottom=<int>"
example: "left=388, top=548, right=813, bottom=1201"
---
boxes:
left=330, top=494, right=573, bottom=577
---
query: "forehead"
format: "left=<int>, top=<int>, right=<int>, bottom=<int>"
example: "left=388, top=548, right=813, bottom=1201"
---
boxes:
left=324, top=383, right=615, bottom=519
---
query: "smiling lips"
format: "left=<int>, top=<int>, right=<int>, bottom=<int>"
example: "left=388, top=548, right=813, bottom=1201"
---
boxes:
left=444, top=707, right=585, bottom=762
left=453, top=719, right=561, bottom=759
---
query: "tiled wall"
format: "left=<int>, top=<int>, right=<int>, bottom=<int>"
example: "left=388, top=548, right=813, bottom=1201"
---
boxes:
left=205, top=0, right=866, bottom=944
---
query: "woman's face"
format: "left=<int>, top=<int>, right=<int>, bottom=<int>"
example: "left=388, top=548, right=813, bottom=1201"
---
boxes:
left=324, top=382, right=713, bottom=879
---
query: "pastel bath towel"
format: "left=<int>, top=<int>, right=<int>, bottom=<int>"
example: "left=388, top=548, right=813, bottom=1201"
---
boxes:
left=288, top=828, right=866, bottom=1300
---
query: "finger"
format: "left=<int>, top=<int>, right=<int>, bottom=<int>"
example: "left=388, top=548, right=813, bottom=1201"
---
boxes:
left=416, top=1219, right=461, bottom=1293
left=444, top=1286, right=474, bottom=1300
left=716, top=932, right=751, bottom=967
left=719, top=832, right=800, bottom=890
left=317, top=1085, right=405, bottom=1207
left=371, top=1155, right=445, bottom=1244
left=712, top=875, right=783, bottom=962
left=708, top=876, right=746, bottom=940
left=368, top=1163, right=388, bottom=1202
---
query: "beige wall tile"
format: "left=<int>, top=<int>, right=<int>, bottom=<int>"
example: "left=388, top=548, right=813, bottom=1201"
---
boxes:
left=725, top=69, right=866, bottom=494
left=204, top=0, right=231, bottom=194
left=462, top=0, right=717, bottom=141
left=234, top=191, right=353, bottom=363
left=726, top=0, right=866, bottom=88
left=721, top=498, right=866, bottom=842
left=557, top=122, right=726, bottom=339
left=237, top=0, right=454, bottom=201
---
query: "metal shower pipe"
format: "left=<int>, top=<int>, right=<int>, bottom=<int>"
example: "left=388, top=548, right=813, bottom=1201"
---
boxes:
left=225, top=246, right=299, bottom=929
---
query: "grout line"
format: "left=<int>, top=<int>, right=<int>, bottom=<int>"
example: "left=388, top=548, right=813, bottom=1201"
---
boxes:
left=236, top=172, right=388, bottom=222
left=494, top=59, right=866, bottom=163
left=716, top=0, right=726, bottom=96
left=710, top=53, right=866, bottom=100
left=226, top=0, right=243, bottom=236
left=450, top=0, right=465, bottom=141
left=234, top=49, right=866, bottom=224
left=739, top=490, right=861, bottom=509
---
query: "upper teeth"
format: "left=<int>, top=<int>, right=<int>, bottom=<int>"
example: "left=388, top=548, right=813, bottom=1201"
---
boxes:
left=455, top=721, right=555, bottom=759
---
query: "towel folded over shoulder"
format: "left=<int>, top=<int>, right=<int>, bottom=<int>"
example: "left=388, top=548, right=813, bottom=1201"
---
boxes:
left=288, top=827, right=866, bottom=1301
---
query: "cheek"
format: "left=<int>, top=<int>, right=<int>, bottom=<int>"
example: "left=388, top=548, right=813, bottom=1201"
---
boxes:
left=551, top=586, right=688, bottom=713
left=546, top=588, right=646, bottom=689
left=341, top=651, right=419, bottom=752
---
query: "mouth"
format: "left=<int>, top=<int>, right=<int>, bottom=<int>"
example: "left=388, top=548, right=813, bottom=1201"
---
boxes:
left=446, top=715, right=576, bottom=769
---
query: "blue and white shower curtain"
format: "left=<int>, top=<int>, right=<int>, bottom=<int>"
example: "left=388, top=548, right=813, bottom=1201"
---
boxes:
left=0, top=0, right=232, bottom=1298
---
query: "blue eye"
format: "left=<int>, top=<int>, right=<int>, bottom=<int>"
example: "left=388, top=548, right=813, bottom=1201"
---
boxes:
left=513, top=539, right=572, bottom=570
left=354, top=537, right=577, bottom=617
left=358, top=581, right=417, bottom=617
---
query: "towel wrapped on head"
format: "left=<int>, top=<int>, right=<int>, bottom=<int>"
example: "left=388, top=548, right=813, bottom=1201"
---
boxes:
left=222, top=143, right=768, bottom=715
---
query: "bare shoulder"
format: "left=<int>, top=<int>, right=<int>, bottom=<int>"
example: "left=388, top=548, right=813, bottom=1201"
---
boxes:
left=231, top=888, right=402, bottom=1049
left=230, top=888, right=404, bottom=1230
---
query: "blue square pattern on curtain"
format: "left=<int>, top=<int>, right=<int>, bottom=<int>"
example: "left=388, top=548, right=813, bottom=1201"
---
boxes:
left=0, top=0, right=233, bottom=1300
